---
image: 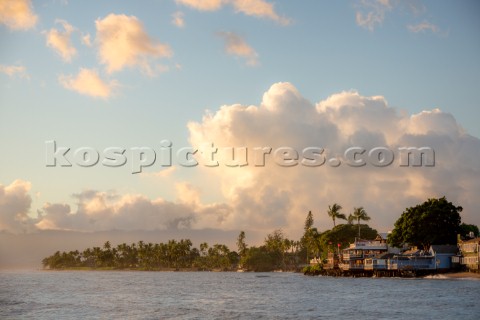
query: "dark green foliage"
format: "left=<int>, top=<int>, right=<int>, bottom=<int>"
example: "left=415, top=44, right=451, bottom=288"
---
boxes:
left=241, top=246, right=277, bottom=272
left=320, top=224, right=377, bottom=250
left=42, top=239, right=221, bottom=271
left=388, top=197, right=462, bottom=250
left=459, top=223, right=479, bottom=239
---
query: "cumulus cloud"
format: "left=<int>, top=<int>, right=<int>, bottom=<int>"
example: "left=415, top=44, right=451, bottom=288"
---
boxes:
left=95, top=14, right=172, bottom=75
left=217, top=31, right=259, bottom=66
left=187, top=82, right=480, bottom=234
left=0, top=64, right=29, bottom=79
left=0, top=180, right=35, bottom=233
left=0, top=0, right=37, bottom=30
left=44, top=19, right=77, bottom=62
left=172, top=11, right=185, bottom=28
left=59, top=68, right=118, bottom=98
left=177, top=0, right=289, bottom=25
left=407, top=20, right=440, bottom=34
left=6, top=84, right=479, bottom=237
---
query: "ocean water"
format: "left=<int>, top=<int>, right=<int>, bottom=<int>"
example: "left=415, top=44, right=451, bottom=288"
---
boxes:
left=1, top=270, right=479, bottom=319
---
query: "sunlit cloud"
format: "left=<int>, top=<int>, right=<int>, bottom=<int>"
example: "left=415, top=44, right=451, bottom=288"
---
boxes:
left=34, top=189, right=230, bottom=232
left=176, top=0, right=289, bottom=25
left=176, top=0, right=225, bottom=11
left=0, top=180, right=34, bottom=233
left=44, top=19, right=77, bottom=62
left=81, top=32, right=92, bottom=47
left=3, top=84, right=479, bottom=236
left=95, top=13, right=173, bottom=75
left=231, top=0, right=289, bottom=25
left=59, top=68, right=118, bottom=98
left=172, top=11, right=185, bottom=28
left=217, top=31, right=259, bottom=66
left=0, top=0, right=38, bottom=30
left=187, top=82, right=480, bottom=233
left=0, top=64, right=29, bottom=79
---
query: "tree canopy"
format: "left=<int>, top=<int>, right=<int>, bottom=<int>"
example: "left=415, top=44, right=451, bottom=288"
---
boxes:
left=459, top=223, right=479, bottom=239
left=320, top=224, right=377, bottom=251
left=387, top=197, right=462, bottom=250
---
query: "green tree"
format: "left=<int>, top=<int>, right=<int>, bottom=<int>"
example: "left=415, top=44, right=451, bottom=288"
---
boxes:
left=264, top=229, right=288, bottom=270
left=347, top=214, right=355, bottom=225
left=459, top=223, right=479, bottom=239
left=388, top=197, right=462, bottom=250
left=241, top=246, right=276, bottom=272
left=237, top=231, right=247, bottom=258
left=320, top=224, right=377, bottom=252
left=352, top=207, right=370, bottom=238
left=327, top=204, right=346, bottom=227
left=304, top=210, right=314, bottom=231
left=301, top=211, right=316, bottom=263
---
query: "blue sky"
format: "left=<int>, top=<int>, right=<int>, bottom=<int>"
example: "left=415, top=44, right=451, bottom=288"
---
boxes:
left=0, top=0, right=479, bottom=240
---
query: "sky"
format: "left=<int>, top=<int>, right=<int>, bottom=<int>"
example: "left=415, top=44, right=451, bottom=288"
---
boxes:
left=1, top=0, right=480, bottom=265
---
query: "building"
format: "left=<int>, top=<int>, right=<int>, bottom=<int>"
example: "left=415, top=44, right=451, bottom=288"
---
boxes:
left=455, top=237, right=480, bottom=272
left=339, top=236, right=390, bottom=272
left=429, top=245, right=458, bottom=270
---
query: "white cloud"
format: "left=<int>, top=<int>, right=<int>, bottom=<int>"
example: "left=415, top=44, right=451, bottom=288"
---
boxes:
left=217, top=31, right=259, bottom=66
left=0, top=0, right=37, bottom=30
left=176, top=0, right=289, bottom=24
left=59, top=68, right=118, bottom=98
left=0, top=180, right=35, bottom=233
left=187, top=82, right=480, bottom=234
left=44, top=19, right=77, bottom=62
left=0, top=64, right=29, bottom=79
left=95, top=13, right=172, bottom=75
left=407, top=20, right=440, bottom=34
left=172, top=11, right=185, bottom=28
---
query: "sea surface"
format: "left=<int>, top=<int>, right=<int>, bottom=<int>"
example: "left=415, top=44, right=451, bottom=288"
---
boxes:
left=1, top=270, right=479, bottom=319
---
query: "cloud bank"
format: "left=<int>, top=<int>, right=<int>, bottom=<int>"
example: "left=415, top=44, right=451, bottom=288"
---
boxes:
left=1, top=83, right=479, bottom=236
left=187, top=82, right=480, bottom=233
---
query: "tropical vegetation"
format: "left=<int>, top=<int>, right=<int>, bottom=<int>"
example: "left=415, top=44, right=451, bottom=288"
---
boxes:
left=42, top=197, right=477, bottom=271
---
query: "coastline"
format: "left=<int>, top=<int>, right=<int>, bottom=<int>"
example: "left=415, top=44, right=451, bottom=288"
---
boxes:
left=433, top=272, right=480, bottom=280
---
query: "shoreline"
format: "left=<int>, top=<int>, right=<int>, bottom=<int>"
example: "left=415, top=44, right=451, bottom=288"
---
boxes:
left=35, top=268, right=480, bottom=279
left=431, top=271, right=480, bottom=279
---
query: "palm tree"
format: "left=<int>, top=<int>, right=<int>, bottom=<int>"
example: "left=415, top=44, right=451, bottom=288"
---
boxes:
left=352, top=207, right=371, bottom=238
left=327, top=203, right=346, bottom=227
left=347, top=214, right=355, bottom=225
